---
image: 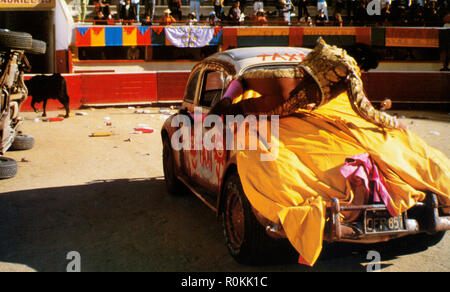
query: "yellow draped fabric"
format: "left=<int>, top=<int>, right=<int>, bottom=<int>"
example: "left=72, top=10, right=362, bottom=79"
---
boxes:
left=236, top=92, right=450, bottom=266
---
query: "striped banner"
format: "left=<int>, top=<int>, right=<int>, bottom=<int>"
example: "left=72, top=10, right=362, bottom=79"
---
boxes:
left=74, top=26, right=448, bottom=50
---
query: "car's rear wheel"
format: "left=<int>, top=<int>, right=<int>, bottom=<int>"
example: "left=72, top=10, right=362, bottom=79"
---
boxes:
left=222, top=172, right=278, bottom=264
left=10, top=134, right=35, bottom=151
left=162, top=136, right=183, bottom=195
left=0, top=157, right=18, bottom=179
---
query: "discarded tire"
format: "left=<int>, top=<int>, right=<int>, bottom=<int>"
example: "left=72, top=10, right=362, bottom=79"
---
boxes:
left=0, top=157, right=18, bottom=179
left=11, top=134, right=35, bottom=151
left=0, top=29, right=32, bottom=50
left=25, top=39, right=46, bottom=55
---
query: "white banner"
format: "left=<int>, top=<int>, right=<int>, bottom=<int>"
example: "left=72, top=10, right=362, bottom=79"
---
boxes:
left=165, top=26, right=214, bottom=48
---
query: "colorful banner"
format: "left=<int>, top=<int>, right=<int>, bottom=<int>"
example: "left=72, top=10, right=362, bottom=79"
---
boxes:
left=74, top=26, right=448, bottom=50
left=165, top=26, right=215, bottom=48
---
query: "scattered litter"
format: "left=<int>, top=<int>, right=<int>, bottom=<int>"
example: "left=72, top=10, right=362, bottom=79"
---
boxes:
left=144, top=110, right=151, bottom=114
left=43, top=117, right=64, bottom=122
left=130, top=131, right=143, bottom=134
left=106, top=121, right=112, bottom=126
left=90, top=132, right=113, bottom=137
left=128, top=106, right=136, bottom=110
left=159, top=108, right=171, bottom=115
left=76, top=112, right=88, bottom=116
left=124, top=138, right=132, bottom=142
left=104, top=117, right=111, bottom=121
left=149, top=114, right=155, bottom=118
left=20, top=158, right=30, bottom=163
left=429, top=131, right=440, bottom=136
left=135, top=109, right=144, bottom=114
left=134, top=127, right=154, bottom=134
left=410, top=121, right=414, bottom=125
left=34, top=118, right=41, bottom=123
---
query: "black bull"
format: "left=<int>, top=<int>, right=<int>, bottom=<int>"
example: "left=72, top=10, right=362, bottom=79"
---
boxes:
left=25, top=74, right=71, bottom=118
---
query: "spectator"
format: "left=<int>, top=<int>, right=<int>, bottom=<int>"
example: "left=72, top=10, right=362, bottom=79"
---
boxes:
left=315, top=8, right=327, bottom=25
left=127, top=46, right=140, bottom=60
left=141, top=14, right=152, bottom=25
left=190, top=0, right=201, bottom=21
left=355, top=1, right=367, bottom=25
left=334, top=12, right=343, bottom=26
left=228, top=1, right=242, bottom=25
left=144, top=0, right=156, bottom=21
left=169, top=0, right=183, bottom=21
left=188, top=12, right=198, bottom=24
left=255, top=8, right=268, bottom=25
left=208, top=11, right=221, bottom=25
left=80, top=0, right=89, bottom=22
left=100, top=0, right=112, bottom=20
left=347, top=0, right=358, bottom=23
left=253, top=0, right=264, bottom=16
left=214, top=0, right=225, bottom=19
left=317, top=0, right=328, bottom=21
left=280, top=0, right=293, bottom=25
left=94, top=10, right=107, bottom=24
left=121, top=0, right=137, bottom=24
left=131, top=0, right=140, bottom=22
left=161, top=8, right=177, bottom=25
left=296, top=0, right=310, bottom=21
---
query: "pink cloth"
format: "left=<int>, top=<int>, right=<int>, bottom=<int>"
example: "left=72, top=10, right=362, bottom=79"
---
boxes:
left=223, top=79, right=244, bottom=100
left=340, top=153, right=396, bottom=216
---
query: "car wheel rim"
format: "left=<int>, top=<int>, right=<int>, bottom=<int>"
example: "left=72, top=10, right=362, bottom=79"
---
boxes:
left=226, top=190, right=245, bottom=249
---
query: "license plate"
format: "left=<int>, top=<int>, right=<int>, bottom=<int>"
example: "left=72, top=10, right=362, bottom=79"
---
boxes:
left=364, top=210, right=405, bottom=233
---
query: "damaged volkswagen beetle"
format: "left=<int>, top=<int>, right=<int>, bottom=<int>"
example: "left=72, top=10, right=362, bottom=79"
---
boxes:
left=161, top=42, right=450, bottom=266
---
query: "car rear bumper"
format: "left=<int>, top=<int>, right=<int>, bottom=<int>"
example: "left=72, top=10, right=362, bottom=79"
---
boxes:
left=324, top=193, right=450, bottom=243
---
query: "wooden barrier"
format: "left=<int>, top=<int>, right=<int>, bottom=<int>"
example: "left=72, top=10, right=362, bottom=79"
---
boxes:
left=20, top=71, right=449, bottom=112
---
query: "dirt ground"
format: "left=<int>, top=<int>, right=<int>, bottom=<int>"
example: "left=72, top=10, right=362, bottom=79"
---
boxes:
left=0, top=107, right=448, bottom=272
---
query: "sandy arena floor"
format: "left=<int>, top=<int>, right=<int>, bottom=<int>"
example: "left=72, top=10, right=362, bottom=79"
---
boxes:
left=0, top=107, right=448, bottom=272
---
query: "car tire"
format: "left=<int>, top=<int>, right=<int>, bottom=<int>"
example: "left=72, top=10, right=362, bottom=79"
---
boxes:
left=25, top=39, right=47, bottom=55
left=0, top=29, right=32, bottom=50
left=0, top=157, right=18, bottom=179
left=222, top=172, right=277, bottom=265
left=162, top=136, right=184, bottom=195
left=11, top=134, right=35, bottom=151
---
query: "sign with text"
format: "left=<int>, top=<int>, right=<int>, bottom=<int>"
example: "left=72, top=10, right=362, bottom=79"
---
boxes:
left=0, top=0, right=55, bottom=10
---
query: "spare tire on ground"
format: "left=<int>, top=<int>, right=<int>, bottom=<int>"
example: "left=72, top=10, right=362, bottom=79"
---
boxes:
left=0, top=157, right=18, bottom=179
left=10, top=134, right=35, bottom=151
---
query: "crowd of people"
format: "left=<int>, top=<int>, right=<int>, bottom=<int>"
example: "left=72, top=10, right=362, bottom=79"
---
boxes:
left=81, top=0, right=449, bottom=27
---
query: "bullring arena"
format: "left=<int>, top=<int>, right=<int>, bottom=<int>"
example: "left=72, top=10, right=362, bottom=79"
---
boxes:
left=0, top=0, right=449, bottom=275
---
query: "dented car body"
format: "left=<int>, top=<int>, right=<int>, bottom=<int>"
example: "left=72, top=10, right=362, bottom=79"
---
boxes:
left=161, top=46, right=450, bottom=265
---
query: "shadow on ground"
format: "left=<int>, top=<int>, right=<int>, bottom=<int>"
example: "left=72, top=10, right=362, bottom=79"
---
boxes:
left=0, top=178, right=433, bottom=272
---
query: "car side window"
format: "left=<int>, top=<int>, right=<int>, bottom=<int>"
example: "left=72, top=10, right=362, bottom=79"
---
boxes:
left=199, top=71, right=224, bottom=108
left=184, top=70, right=201, bottom=103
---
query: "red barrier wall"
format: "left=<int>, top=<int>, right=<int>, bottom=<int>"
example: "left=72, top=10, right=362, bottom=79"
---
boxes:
left=20, top=71, right=449, bottom=112
left=156, top=72, right=190, bottom=101
left=80, top=73, right=158, bottom=105
left=362, top=72, right=450, bottom=103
